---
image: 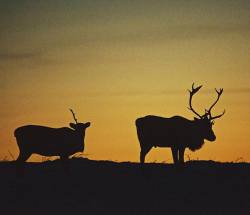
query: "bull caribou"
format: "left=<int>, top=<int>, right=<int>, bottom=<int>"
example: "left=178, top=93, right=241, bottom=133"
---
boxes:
left=14, top=109, right=91, bottom=164
left=136, top=83, right=225, bottom=165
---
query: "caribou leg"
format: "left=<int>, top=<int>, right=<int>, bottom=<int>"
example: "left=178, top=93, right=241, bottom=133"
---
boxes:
left=140, top=145, right=152, bottom=164
left=178, top=147, right=185, bottom=164
left=171, top=147, right=178, bottom=165
left=16, top=150, right=31, bottom=176
left=16, top=151, right=31, bottom=163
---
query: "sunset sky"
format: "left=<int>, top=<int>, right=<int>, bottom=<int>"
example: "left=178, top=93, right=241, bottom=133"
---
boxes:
left=1, top=0, right=250, bottom=162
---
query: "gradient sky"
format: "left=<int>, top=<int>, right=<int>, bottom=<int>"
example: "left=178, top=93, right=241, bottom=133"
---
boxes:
left=1, top=0, right=250, bottom=162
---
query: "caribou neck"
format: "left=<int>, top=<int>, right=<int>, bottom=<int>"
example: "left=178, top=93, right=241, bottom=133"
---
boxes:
left=186, top=121, right=206, bottom=151
left=74, top=129, right=85, bottom=140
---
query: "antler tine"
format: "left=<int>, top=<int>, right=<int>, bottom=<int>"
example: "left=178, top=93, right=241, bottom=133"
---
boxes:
left=207, top=88, right=224, bottom=115
left=215, top=88, right=223, bottom=95
left=210, top=109, right=226, bottom=120
left=188, top=83, right=203, bottom=118
left=69, top=108, right=78, bottom=124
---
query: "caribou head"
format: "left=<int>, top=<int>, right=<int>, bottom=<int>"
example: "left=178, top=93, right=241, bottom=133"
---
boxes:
left=188, top=83, right=225, bottom=141
left=69, top=109, right=91, bottom=132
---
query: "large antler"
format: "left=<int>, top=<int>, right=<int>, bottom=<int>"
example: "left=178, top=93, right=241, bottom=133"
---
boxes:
left=188, top=83, right=203, bottom=118
left=207, top=88, right=225, bottom=120
left=69, top=108, right=78, bottom=123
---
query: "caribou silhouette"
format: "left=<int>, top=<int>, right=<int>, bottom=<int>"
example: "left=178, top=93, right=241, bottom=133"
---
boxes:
left=136, top=83, right=225, bottom=165
left=14, top=109, right=90, bottom=165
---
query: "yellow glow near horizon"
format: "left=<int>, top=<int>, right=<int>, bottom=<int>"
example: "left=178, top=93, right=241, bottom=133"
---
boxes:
left=1, top=1, right=250, bottom=162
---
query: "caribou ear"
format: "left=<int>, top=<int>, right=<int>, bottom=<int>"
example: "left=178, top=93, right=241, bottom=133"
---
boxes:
left=69, top=123, right=77, bottom=129
left=85, top=122, right=91, bottom=128
left=194, top=117, right=199, bottom=121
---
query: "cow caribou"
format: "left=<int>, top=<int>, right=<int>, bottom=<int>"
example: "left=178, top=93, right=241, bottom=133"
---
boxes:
left=136, top=83, right=225, bottom=165
left=14, top=109, right=91, bottom=164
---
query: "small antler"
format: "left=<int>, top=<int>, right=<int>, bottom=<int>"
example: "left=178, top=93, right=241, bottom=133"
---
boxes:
left=188, top=83, right=203, bottom=118
left=69, top=108, right=78, bottom=123
left=207, top=88, right=225, bottom=120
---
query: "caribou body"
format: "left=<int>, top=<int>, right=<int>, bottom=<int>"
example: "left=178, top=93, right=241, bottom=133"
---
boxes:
left=136, top=84, right=225, bottom=165
left=15, top=109, right=90, bottom=163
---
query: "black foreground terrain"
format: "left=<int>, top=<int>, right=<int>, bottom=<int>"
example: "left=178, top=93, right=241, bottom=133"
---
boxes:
left=0, top=158, right=249, bottom=215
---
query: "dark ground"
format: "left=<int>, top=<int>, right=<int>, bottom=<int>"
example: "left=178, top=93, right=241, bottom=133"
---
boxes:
left=0, top=158, right=249, bottom=215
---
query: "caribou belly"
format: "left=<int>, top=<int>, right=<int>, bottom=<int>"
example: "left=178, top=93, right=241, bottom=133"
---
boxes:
left=148, top=128, right=178, bottom=148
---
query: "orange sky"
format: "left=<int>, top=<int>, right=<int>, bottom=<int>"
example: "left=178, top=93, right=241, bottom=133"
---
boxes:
left=1, top=0, right=250, bottom=162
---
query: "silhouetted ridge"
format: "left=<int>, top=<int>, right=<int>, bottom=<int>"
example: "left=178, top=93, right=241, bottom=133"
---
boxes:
left=0, top=158, right=249, bottom=214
